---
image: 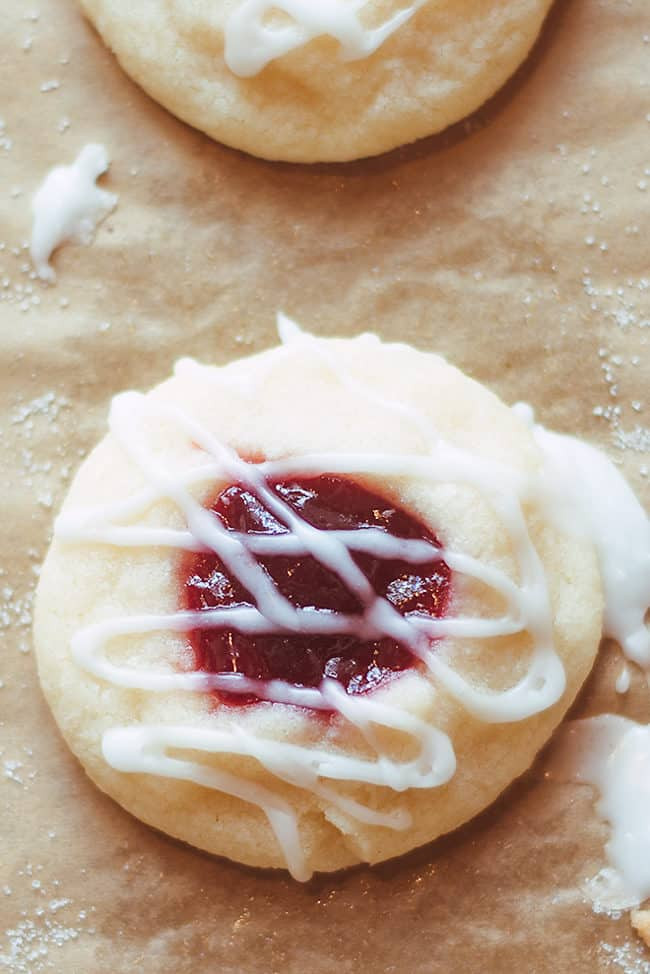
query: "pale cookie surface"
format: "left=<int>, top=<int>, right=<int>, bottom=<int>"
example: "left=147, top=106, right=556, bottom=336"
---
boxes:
left=78, top=0, right=554, bottom=162
left=34, top=329, right=603, bottom=879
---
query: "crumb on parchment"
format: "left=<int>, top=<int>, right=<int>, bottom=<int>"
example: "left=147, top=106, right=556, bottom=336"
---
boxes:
left=631, top=909, right=650, bottom=947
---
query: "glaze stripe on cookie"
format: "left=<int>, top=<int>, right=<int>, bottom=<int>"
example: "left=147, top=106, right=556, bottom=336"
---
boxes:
left=224, top=0, right=428, bottom=77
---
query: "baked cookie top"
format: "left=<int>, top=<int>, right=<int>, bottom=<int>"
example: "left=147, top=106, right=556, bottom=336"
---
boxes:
left=33, top=322, right=606, bottom=879
left=79, top=0, right=554, bottom=161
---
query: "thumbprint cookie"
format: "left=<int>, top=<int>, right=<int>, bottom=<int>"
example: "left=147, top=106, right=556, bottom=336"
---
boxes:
left=78, top=0, right=555, bottom=162
left=34, top=318, right=609, bottom=880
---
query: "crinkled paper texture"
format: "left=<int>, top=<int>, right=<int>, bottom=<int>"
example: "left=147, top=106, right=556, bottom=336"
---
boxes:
left=0, top=1, right=649, bottom=971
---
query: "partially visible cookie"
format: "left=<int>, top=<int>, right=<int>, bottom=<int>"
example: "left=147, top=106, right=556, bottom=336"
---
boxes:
left=79, top=0, right=554, bottom=162
left=632, top=910, right=650, bottom=947
left=33, top=325, right=603, bottom=880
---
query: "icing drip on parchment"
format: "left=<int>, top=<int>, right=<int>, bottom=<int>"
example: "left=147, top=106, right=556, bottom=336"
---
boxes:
left=547, top=716, right=650, bottom=911
left=55, top=319, right=650, bottom=880
left=224, top=0, right=427, bottom=77
left=30, top=144, right=117, bottom=283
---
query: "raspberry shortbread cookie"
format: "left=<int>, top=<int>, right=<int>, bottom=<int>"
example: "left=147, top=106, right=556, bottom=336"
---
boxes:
left=34, top=320, right=605, bottom=880
left=79, top=0, right=554, bottom=162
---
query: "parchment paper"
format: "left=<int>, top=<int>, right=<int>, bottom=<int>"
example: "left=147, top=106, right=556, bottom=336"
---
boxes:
left=1, top=1, right=649, bottom=971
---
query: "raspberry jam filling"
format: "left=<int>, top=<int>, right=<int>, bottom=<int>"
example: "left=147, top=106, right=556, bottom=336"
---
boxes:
left=181, top=475, right=451, bottom=704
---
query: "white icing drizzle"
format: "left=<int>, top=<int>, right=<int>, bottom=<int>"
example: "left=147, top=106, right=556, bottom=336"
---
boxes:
left=224, top=0, right=426, bottom=78
left=514, top=403, right=650, bottom=669
left=55, top=319, right=650, bottom=880
left=30, top=144, right=117, bottom=283
left=547, top=716, right=650, bottom=911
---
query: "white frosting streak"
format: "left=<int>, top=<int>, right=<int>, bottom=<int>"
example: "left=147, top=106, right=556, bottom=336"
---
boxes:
left=514, top=403, right=650, bottom=671
left=30, top=144, right=117, bottom=283
left=103, top=723, right=311, bottom=881
left=224, top=0, right=426, bottom=77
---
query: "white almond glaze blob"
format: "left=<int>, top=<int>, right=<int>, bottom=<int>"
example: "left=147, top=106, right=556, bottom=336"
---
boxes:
left=513, top=403, right=650, bottom=670
left=224, top=0, right=427, bottom=77
left=54, top=318, right=649, bottom=880
left=547, top=716, right=650, bottom=911
left=30, top=144, right=118, bottom=283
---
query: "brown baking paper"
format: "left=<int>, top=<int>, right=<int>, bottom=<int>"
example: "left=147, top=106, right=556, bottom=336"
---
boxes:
left=1, top=1, right=649, bottom=971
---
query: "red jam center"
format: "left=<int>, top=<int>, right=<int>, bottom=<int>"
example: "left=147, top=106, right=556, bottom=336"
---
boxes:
left=181, top=476, right=450, bottom=704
